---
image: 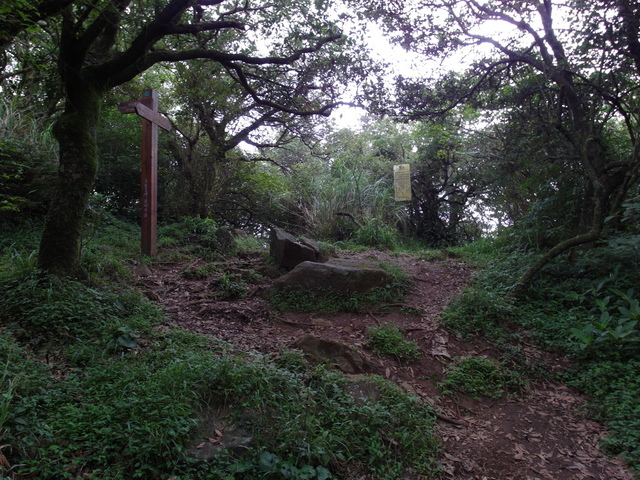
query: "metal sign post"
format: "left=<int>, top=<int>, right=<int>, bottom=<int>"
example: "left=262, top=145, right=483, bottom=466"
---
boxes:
left=118, top=89, right=171, bottom=256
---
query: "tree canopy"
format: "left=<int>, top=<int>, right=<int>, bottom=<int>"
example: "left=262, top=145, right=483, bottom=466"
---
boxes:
left=1, top=0, right=639, bottom=290
left=0, top=0, right=371, bottom=276
left=354, top=0, right=640, bottom=291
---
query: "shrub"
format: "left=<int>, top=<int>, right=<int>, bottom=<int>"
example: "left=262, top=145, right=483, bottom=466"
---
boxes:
left=570, top=361, right=640, bottom=468
left=0, top=137, right=56, bottom=219
left=570, top=288, right=640, bottom=359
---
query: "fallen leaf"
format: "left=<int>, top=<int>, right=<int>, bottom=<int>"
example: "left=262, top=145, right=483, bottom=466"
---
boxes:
left=444, top=452, right=462, bottom=462
left=430, top=345, right=452, bottom=358
left=513, top=444, right=526, bottom=460
left=0, top=448, right=11, bottom=469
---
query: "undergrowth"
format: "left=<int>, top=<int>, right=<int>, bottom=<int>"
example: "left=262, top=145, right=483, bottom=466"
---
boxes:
left=444, top=234, right=640, bottom=474
left=0, top=323, right=440, bottom=479
left=0, top=217, right=440, bottom=479
left=569, top=360, right=640, bottom=468
left=439, top=356, right=525, bottom=400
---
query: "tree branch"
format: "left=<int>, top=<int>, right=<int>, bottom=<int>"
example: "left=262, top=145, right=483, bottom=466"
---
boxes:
left=91, top=0, right=193, bottom=84
left=77, top=0, right=131, bottom=60
left=401, top=59, right=512, bottom=119
left=223, top=62, right=338, bottom=116
left=99, top=0, right=341, bottom=88
left=227, top=110, right=278, bottom=148
left=166, top=21, right=245, bottom=34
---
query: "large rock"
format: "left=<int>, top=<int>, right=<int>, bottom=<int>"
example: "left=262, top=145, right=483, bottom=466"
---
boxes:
left=294, top=335, right=370, bottom=374
left=269, top=228, right=320, bottom=269
left=267, top=260, right=393, bottom=296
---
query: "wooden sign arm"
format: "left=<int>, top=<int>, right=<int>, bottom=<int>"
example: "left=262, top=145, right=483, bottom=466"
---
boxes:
left=118, top=101, right=172, bottom=131
left=134, top=103, right=172, bottom=131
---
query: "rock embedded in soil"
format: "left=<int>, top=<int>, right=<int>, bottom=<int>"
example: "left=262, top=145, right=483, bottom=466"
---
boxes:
left=343, top=377, right=383, bottom=404
left=294, top=335, right=371, bottom=374
left=212, top=227, right=237, bottom=254
left=267, top=260, right=393, bottom=297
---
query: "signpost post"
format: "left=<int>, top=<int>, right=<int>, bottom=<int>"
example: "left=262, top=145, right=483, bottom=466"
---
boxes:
left=118, top=89, right=171, bottom=256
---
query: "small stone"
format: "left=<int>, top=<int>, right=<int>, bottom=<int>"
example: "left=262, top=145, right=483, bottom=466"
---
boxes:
left=136, top=265, right=152, bottom=277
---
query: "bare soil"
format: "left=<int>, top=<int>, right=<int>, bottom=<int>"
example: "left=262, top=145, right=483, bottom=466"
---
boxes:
left=135, top=249, right=635, bottom=480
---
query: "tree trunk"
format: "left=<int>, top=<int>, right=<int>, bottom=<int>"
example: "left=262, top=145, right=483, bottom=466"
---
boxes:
left=510, top=229, right=601, bottom=298
left=510, top=80, right=629, bottom=296
left=37, top=85, right=102, bottom=277
left=510, top=176, right=614, bottom=298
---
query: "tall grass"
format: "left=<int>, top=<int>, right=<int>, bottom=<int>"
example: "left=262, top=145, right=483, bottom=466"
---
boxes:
left=0, top=97, right=58, bottom=216
left=0, top=97, right=57, bottom=158
left=296, top=163, right=404, bottom=242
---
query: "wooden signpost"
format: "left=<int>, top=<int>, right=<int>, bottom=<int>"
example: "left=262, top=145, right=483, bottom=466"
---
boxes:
left=118, top=89, right=171, bottom=256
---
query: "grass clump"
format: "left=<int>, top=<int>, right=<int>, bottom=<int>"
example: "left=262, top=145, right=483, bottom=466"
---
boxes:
left=439, top=356, right=524, bottom=400
left=366, top=323, right=421, bottom=363
left=353, top=218, right=398, bottom=249
left=204, top=362, right=439, bottom=480
left=442, top=288, right=515, bottom=341
left=3, top=345, right=440, bottom=479
left=269, top=287, right=354, bottom=314
left=269, top=284, right=405, bottom=314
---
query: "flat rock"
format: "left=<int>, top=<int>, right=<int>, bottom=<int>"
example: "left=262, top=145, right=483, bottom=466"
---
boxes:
left=268, top=261, right=392, bottom=297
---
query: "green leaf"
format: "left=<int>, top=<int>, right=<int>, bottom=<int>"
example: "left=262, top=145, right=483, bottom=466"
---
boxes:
left=316, top=466, right=333, bottom=480
left=117, top=334, right=138, bottom=349
left=570, top=327, right=593, bottom=345
left=259, top=451, right=278, bottom=471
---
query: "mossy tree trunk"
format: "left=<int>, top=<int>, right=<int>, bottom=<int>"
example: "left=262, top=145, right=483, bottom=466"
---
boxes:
left=36, top=2, right=108, bottom=277
left=38, top=81, right=103, bottom=277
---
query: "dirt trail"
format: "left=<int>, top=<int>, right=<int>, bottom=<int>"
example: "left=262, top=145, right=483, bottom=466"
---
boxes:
left=136, top=249, right=634, bottom=480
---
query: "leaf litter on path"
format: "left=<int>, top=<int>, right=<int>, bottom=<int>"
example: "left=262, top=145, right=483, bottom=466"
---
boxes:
left=138, top=249, right=635, bottom=480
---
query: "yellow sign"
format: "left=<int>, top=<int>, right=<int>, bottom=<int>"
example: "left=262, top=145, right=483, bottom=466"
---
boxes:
left=393, top=164, right=411, bottom=201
